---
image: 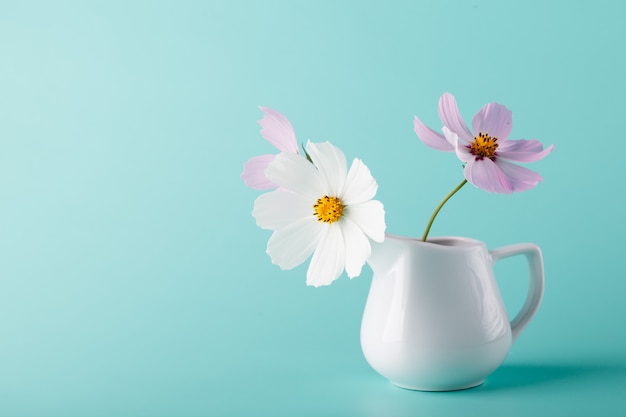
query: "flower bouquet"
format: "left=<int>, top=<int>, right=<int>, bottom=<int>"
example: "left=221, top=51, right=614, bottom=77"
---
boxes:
left=242, top=94, right=553, bottom=390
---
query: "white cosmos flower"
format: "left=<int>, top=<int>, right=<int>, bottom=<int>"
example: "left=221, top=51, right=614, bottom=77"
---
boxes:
left=252, top=141, right=386, bottom=287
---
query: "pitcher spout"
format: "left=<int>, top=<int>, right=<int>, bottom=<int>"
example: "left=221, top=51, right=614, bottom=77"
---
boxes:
left=366, top=235, right=414, bottom=276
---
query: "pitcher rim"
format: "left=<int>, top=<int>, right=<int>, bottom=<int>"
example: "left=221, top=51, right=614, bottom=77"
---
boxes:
left=383, top=233, right=486, bottom=248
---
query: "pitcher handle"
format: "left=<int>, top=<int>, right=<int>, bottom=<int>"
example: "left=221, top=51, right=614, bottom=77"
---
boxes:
left=489, top=244, right=545, bottom=343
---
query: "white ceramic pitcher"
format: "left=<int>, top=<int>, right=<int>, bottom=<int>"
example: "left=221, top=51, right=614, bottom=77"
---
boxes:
left=360, top=234, right=544, bottom=391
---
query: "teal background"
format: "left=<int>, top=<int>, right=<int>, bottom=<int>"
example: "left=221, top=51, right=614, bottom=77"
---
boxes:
left=1, top=0, right=624, bottom=415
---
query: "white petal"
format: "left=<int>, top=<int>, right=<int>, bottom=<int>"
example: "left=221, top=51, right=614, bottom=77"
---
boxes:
left=267, top=217, right=324, bottom=270
left=265, top=152, right=326, bottom=200
left=344, top=200, right=386, bottom=242
left=306, top=224, right=346, bottom=287
left=253, top=190, right=314, bottom=230
left=341, top=217, right=372, bottom=279
left=454, top=137, right=475, bottom=164
left=305, top=141, right=347, bottom=196
left=341, top=158, right=378, bottom=205
left=443, top=125, right=468, bottom=145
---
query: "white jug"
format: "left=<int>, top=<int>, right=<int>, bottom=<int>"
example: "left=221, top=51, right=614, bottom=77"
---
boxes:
left=361, top=234, right=544, bottom=391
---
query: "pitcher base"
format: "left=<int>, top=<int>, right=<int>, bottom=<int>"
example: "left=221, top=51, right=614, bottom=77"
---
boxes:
left=390, top=379, right=485, bottom=392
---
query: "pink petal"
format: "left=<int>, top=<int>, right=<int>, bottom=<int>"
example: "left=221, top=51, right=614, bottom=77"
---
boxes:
left=464, top=158, right=513, bottom=194
left=258, top=106, right=299, bottom=153
left=498, top=138, right=545, bottom=153
left=306, top=224, right=346, bottom=287
left=471, top=102, right=512, bottom=140
left=241, top=154, right=276, bottom=190
left=497, top=143, right=554, bottom=163
left=495, top=160, right=544, bottom=192
left=438, top=93, right=474, bottom=142
left=413, top=116, right=454, bottom=151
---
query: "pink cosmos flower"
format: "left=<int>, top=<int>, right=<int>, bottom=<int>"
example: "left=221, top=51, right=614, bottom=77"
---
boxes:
left=241, top=107, right=300, bottom=190
left=414, top=93, right=554, bottom=193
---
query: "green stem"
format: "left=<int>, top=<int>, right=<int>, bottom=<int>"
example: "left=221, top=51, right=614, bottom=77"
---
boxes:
left=421, top=179, right=468, bottom=242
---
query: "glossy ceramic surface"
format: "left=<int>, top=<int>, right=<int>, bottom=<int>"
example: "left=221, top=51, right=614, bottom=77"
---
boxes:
left=361, top=235, right=545, bottom=391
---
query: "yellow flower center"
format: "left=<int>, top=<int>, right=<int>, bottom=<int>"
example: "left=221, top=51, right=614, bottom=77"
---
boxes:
left=313, top=196, right=344, bottom=223
left=470, top=132, right=499, bottom=160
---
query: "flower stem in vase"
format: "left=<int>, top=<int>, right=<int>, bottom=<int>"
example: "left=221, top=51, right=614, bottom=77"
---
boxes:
left=421, top=179, right=468, bottom=242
